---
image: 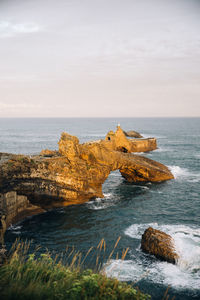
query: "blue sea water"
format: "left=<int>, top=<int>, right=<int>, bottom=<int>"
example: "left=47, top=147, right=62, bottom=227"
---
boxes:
left=1, top=117, right=200, bottom=300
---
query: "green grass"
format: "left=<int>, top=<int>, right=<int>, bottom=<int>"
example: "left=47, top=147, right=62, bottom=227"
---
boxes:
left=0, top=240, right=150, bottom=300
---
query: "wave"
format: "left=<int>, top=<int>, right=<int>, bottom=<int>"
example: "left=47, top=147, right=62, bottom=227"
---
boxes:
left=142, top=134, right=167, bottom=139
left=152, top=147, right=172, bottom=153
left=104, top=259, right=144, bottom=282
left=86, top=193, right=115, bottom=210
left=8, top=224, right=22, bottom=231
left=109, top=172, right=121, bottom=177
left=168, top=165, right=200, bottom=182
left=8, top=224, right=22, bottom=235
left=137, top=185, right=149, bottom=190
left=117, top=223, right=200, bottom=289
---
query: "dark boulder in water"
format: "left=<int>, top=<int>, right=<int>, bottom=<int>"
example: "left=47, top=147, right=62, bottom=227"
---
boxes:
left=141, top=227, right=179, bottom=264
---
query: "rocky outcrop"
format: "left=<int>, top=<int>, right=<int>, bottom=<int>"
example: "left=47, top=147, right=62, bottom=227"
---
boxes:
left=0, top=126, right=173, bottom=216
left=105, top=126, right=156, bottom=153
left=40, top=149, right=59, bottom=157
left=141, top=227, right=179, bottom=264
left=124, top=130, right=143, bottom=138
left=0, top=191, right=44, bottom=245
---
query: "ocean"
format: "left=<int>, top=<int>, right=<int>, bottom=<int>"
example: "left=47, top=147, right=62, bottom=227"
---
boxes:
left=1, top=117, right=200, bottom=299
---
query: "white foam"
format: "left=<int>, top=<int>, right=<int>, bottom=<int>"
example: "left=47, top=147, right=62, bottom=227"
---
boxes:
left=8, top=224, right=22, bottom=231
left=152, top=147, right=172, bottom=153
left=132, top=152, right=146, bottom=155
left=86, top=193, right=115, bottom=210
left=149, top=260, right=200, bottom=289
left=142, top=134, right=166, bottom=139
left=109, top=172, right=121, bottom=177
left=168, top=165, right=190, bottom=178
left=104, top=259, right=144, bottom=282
left=139, top=186, right=149, bottom=190
left=125, top=223, right=158, bottom=239
left=168, top=165, right=200, bottom=182
left=122, top=223, right=200, bottom=289
left=8, top=224, right=22, bottom=235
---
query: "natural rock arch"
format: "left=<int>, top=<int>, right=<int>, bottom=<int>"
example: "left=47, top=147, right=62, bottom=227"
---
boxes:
left=0, top=126, right=173, bottom=210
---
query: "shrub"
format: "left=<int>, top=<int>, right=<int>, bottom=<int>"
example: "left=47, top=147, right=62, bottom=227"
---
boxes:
left=0, top=241, right=150, bottom=300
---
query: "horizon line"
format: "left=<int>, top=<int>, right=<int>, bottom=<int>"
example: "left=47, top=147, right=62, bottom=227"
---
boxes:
left=0, top=116, right=200, bottom=119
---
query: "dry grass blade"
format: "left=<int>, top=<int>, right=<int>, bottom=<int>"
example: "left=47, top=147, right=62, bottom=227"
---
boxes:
left=121, top=247, right=129, bottom=260
left=162, top=286, right=171, bottom=300
left=114, top=236, right=121, bottom=250
left=97, top=239, right=105, bottom=251
left=67, top=246, right=75, bottom=259
left=70, top=252, right=79, bottom=268
left=108, top=236, right=121, bottom=260
left=103, top=239, right=106, bottom=252
left=96, top=255, right=99, bottom=267
left=80, top=246, right=94, bottom=266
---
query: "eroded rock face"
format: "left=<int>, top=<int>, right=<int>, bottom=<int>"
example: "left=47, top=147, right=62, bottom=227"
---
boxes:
left=141, top=227, right=179, bottom=264
left=0, top=191, right=44, bottom=245
left=0, top=126, right=173, bottom=211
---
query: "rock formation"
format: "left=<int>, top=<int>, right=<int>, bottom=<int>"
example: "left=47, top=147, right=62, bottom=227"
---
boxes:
left=105, top=126, right=156, bottom=152
left=123, top=130, right=143, bottom=138
left=0, top=126, right=174, bottom=236
left=141, top=227, right=179, bottom=264
left=0, top=191, right=44, bottom=245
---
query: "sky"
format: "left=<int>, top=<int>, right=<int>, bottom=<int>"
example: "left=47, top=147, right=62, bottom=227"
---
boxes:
left=0, top=0, right=200, bottom=117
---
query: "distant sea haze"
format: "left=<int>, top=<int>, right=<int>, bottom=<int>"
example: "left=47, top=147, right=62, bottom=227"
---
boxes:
left=2, top=117, right=200, bottom=300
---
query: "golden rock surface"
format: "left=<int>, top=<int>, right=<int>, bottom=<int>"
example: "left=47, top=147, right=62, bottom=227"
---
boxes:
left=0, top=126, right=173, bottom=209
left=141, top=227, right=179, bottom=264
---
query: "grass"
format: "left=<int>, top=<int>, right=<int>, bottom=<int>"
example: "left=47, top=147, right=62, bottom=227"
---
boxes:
left=0, top=239, right=151, bottom=300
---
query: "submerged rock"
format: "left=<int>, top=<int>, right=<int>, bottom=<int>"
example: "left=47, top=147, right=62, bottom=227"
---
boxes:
left=141, top=227, right=179, bottom=264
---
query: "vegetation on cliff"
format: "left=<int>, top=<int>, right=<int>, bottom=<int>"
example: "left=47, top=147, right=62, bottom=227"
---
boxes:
left=0, top=240, right=150, bottom=300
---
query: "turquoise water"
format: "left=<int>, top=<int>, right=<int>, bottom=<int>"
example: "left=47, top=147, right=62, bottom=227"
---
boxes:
left=1, top=118, right=200, bottom=299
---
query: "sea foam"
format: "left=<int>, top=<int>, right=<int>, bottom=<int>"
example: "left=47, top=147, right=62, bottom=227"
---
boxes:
left=86, top=193, right=114, bottom=210
left=115, top=223, right=200, bottom=289
left=168, top=165, right=200, bottom=182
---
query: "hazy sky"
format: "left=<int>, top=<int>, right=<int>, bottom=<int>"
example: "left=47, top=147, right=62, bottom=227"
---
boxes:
left=0, top=0, right=200, bottom=117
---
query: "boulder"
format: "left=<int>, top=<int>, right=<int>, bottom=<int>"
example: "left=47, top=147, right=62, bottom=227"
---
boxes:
left=124, top=130, right=143, bottom=138
left=141, top=227, right=179, bottom=264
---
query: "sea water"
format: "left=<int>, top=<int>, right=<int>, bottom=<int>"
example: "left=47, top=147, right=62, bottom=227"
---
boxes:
left=1, top=117, right=200, bottom=300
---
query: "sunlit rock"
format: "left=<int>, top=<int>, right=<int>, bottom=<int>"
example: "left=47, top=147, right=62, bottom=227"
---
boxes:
left=0, top=126, right=174, bottom=236
left=141, top=227, right=179, bottom=264
left=124, top=130, right=143, bottom=138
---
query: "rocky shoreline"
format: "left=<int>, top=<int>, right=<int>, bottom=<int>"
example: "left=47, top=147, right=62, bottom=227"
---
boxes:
left=0, top=126, right=173, bottom=243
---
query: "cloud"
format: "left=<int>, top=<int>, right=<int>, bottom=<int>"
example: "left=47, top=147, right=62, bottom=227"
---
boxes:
left=0, top=21, right=40, bottom=38
left=0, top=102, right=43, bottom=110
left=0, top=102, right=65, bottom=114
